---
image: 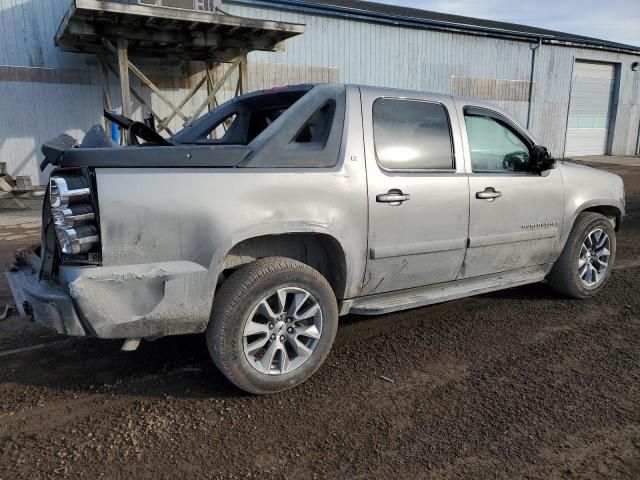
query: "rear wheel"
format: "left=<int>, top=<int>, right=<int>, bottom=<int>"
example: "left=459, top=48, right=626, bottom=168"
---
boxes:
left=548, top=212, right=616, bottom=298
left=207, top=257, right=338, bottom=394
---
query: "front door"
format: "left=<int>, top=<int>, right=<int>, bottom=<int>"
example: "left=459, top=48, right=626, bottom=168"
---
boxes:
left=456, top=103, right=565, bottom=278
left=361, top=89, right=469, bottom=295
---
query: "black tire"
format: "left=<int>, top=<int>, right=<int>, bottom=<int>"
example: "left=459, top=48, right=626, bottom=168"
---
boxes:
left=206, top=257, right=338, bottom=394
left=548, top=212, right=616, bottom=299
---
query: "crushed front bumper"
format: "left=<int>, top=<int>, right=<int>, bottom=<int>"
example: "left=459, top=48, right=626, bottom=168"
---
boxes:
left=5, top=258, right=86, bottom=336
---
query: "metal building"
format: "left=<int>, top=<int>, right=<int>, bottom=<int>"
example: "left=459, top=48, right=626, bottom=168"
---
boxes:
left=1, top=0, right=639, bottom=185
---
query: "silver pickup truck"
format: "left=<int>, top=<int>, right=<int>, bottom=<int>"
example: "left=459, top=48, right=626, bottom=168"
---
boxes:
left=6, top=84, right=625, bottom=394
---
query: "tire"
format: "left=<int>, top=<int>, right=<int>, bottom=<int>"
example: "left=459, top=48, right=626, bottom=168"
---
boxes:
left=206, top=257, right=338, bottom=394
left=548, top=212, right=616, bottom=299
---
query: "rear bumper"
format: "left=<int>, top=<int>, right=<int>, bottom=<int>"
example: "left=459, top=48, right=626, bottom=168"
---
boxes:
left=6, top=255, right=211, bottom=339
left=5, top=258, right=86, bottom=336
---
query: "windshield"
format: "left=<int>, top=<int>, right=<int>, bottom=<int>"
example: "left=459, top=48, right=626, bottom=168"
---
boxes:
left=171, top=85, right=314, bottom=145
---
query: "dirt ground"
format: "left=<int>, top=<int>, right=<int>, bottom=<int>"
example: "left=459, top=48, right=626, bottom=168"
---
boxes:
left=1, top=161, right=639, bottom=479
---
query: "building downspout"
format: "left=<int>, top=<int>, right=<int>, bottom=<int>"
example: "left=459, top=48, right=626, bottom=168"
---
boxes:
left=526, top=38, right=542, bottom=130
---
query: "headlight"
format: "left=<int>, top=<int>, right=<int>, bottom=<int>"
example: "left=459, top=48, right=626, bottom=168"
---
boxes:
left=54, top=224, right=99, bottom=255
left=50, top=176, right=90, bottom=208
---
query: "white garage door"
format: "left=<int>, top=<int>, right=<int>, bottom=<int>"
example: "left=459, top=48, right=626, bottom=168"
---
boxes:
left=565, top=61, right=616, bottom=157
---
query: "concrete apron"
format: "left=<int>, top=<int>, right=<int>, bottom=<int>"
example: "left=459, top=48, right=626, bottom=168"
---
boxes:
left=567, top=155, right=640, bottom=167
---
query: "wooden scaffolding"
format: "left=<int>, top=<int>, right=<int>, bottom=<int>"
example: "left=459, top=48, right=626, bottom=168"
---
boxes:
left=55, top=0, right=304, bottom=140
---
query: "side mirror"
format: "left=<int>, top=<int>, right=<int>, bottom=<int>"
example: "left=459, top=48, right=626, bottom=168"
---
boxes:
left=530, top=145, right=556, bottom=173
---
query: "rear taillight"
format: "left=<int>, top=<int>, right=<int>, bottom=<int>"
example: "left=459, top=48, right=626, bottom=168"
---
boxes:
left=49, top=173, right=100, bottom=256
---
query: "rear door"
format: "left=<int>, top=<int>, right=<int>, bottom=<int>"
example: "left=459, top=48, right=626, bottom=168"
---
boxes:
left=361, top=89, right=469, bottom=295
left=456, top=102, right=564, bottom=278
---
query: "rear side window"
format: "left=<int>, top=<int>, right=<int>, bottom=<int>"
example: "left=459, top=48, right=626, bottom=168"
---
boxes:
left=373, top=98, right=454, bottom=170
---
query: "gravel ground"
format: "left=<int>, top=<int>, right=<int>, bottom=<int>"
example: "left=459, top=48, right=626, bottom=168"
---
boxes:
left=0, top=161, right=639, bottom=479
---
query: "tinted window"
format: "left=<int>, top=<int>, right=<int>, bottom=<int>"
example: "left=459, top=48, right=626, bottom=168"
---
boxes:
left=373, top=99, right=454, bottom=170
left=464, top=114, right=530, bottom=172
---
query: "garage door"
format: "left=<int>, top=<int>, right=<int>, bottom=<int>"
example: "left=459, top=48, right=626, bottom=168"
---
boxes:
left=565, top=61, right=616, bottom=156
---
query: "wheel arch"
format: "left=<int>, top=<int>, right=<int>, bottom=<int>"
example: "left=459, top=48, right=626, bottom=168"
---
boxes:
left=217, top=233, right=348, bottom=300
left=580, top=204, right=622, bottom=231
left=558, top=200, right=623, bottom=255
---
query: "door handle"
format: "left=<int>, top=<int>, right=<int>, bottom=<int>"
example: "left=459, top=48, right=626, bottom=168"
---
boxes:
left=376, top=189, right=411, bottom=205
left=476, top=187, right=502, bottom=201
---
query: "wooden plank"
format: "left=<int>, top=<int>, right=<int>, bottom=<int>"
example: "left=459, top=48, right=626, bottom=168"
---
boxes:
left=239, top=56, right=249, bottom=95
left=157, top=65, right=213, bottom=130
left=56, top=0, right=304, bottom=63
left=103, top=60, right=174, bottom=136
left=117, top=38, right=132, bottom=119
left=187, top=59, right=242, bottom=125
left=97, top=56, right=112, bottom=133
left=126, top=61, right=188, bottom=122
left=0, top=66, right=92, bottom=85
left=72, top=0, right=305, bottom=33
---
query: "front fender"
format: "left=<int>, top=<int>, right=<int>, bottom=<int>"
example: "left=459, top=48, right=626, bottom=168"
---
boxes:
left=557, top=162, right=625, bottom=253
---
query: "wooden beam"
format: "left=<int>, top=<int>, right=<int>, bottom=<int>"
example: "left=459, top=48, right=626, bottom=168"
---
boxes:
left=97, top=55, right=112, bottom=133
left=239, top=56, right=249, bottom=95
left=97, top=56, right=112, bottom=111
left=126, top=60, right=188, bottom=122
left=71, top=0, right=306, bottom=34
left=116, top=37, right=131, bottom=145
left=187, top=59, right=242, bottom=125
left=104, top=38, right=188, bottom=123
left=103, top=60, right=173, bottom=136
left=157, top=64, right=212, bottom=131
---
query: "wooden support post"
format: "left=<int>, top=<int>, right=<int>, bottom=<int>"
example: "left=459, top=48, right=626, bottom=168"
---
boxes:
left=205, top=65, right=222, bottom=138
left=116, top=38, right=131, bottom=144
left=103, top=60, right=174, bottom=136
left=239, top=56, right=249, bottom=95
left=97, top=55, right=113, bottom=133
left=116, top=38, right=131, bottom=118
left=104, top=38, right=187, bottom=124
left=205, top=68, right=221, bottom=114
left=206, top=62, right=216, bottom=113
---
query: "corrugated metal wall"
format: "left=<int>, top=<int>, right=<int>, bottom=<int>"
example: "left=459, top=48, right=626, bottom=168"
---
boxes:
left=1, top=0, right=639, bottom=183
left=224, top=1, right=640, bottom=159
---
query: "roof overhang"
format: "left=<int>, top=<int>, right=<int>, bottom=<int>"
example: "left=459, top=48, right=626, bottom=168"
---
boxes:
left=55, top=0, right=305, bottom=62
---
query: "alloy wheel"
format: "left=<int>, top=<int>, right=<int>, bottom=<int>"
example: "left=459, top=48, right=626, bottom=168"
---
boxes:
left=242, top=287, right=323, bottom=375
left=578, top=228, right=611, bottom=287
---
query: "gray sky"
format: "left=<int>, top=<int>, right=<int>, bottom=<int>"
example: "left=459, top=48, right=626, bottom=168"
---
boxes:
left=384, top=0, right=640, bottom=46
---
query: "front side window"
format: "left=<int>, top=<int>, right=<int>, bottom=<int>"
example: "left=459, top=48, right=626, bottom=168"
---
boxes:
left=464, top=113, right=530, bottom=172
left=373, top=98, right=454, bottom=170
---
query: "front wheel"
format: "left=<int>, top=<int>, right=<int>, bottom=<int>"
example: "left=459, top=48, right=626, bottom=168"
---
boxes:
left=206, top=257, right=338, bottom=394
left=548, top=212, right=616, bottom=298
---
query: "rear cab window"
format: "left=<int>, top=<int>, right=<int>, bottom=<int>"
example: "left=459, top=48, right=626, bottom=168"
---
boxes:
left=372, top=98, right=455, bottom=171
